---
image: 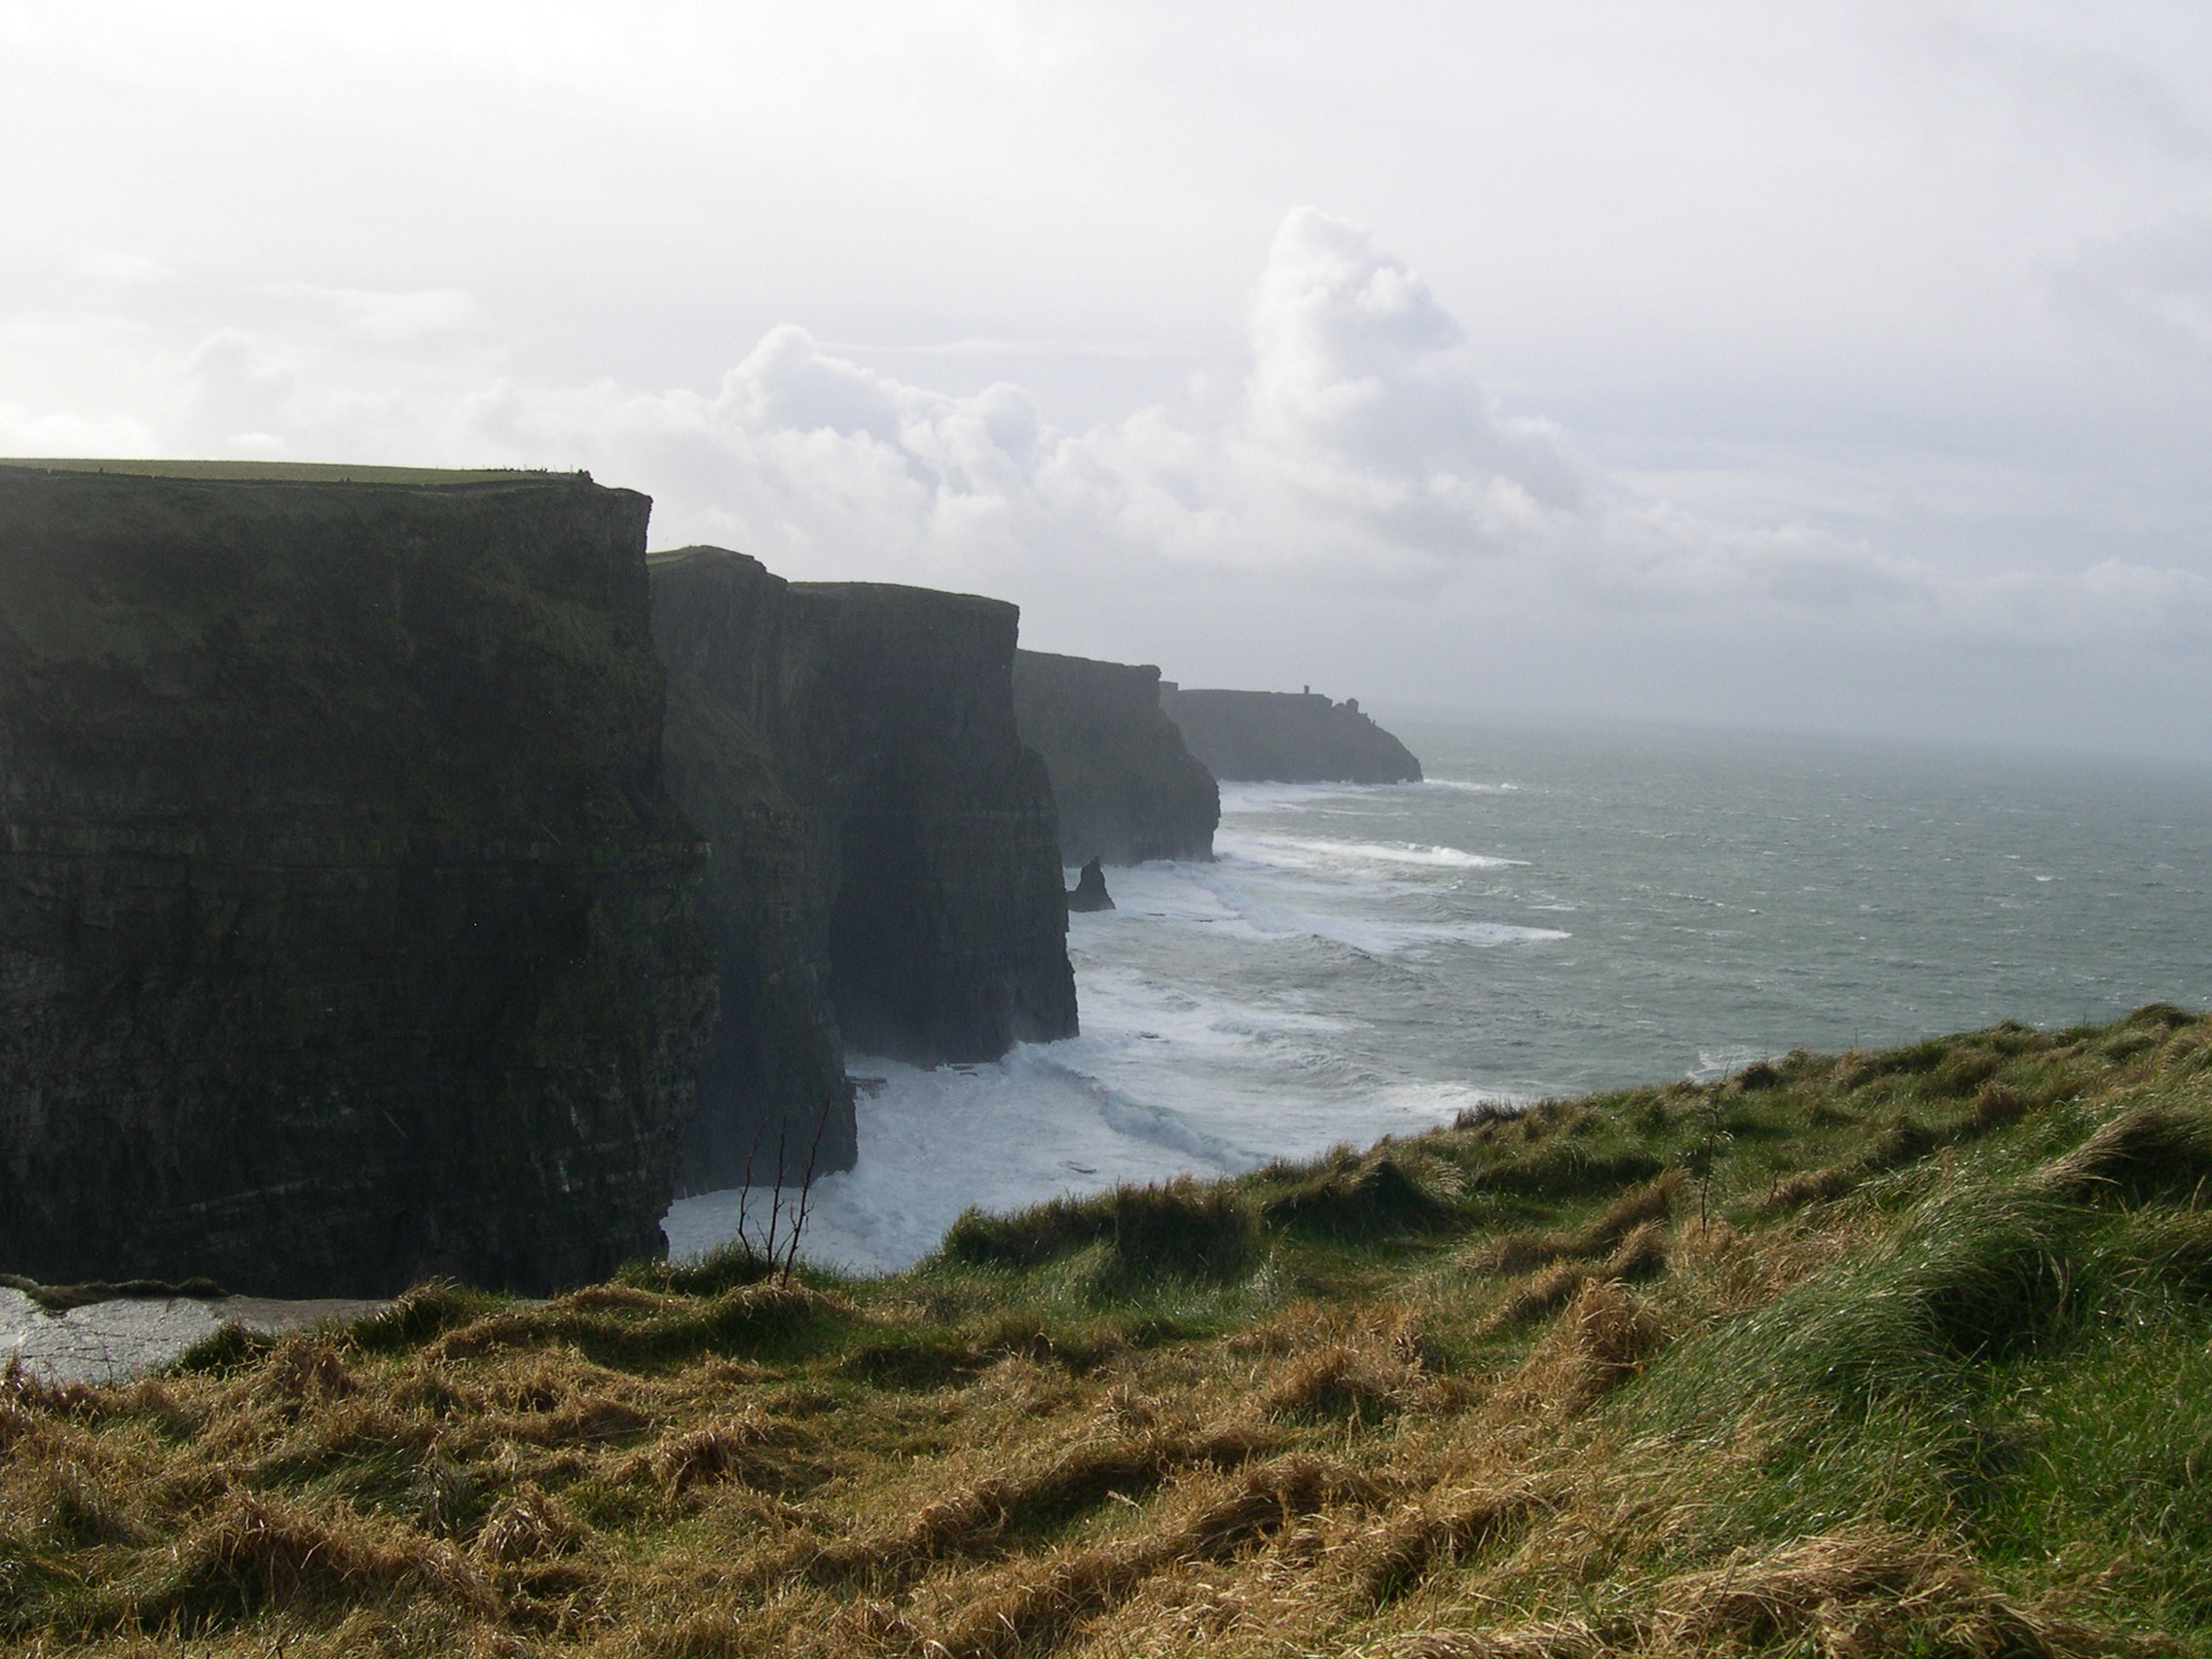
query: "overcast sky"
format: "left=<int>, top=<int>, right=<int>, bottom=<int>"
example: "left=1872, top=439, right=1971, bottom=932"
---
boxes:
left=5, top=2, right=2211, bottom=758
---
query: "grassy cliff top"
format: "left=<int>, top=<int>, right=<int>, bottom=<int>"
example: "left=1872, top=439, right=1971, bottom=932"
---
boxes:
left=7, top=1007, right=2212, bottom=1654
left=0, top=459, right=581, bottom=486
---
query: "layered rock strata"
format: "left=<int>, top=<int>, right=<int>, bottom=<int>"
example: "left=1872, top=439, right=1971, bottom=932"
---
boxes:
left=1159, top=685, right=1422, bottom=784
left=650, top=548, right=1077, bottom=1189
left=0, top=461, right=715, bottom=1297
left=1014, top=649, right=1218, bottom=866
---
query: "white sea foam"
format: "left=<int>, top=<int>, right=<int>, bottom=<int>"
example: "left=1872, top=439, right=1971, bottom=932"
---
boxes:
left=1221, top=831, right=1523, bottom=872
left=1099, top=851, right=1564, bottom=958
left=1688, top=1045, right=1766, bottom=1084
left=664, top=719, right=2212, bottom=1281
left=662, top=1021, right=1490, bottom=1275
left=663, top=1045, right=1237, bottom=1276
left=669, top=760, right=1565, bottom=1275
left=664, top=861, right=1517, bottom=1273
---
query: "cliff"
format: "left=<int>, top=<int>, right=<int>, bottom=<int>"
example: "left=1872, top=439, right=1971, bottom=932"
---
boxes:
left=0, top=461, right=715, bottom=1297
left=1013, top=649, right=1218, bottom=865
left=649, top=548, right=1077, bottom=1188
left=1159, top=685, right=1423, bottom=784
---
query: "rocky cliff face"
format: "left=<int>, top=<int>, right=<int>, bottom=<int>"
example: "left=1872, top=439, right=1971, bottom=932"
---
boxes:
left=648, top=549, right=851, bottom=1190
left=0, top=462, right=715, bottom=1297
left=1159, top=686, right=1422, bottom=784
left=1013, top=650, right=1218, bottom=865
left=650, top=549, right=1077, bottom=1188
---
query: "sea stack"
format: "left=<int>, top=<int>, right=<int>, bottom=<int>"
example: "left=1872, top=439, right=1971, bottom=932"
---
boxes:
left=650, top=547, right=1078, bottom=1190
left=1013, top=649, right=1219, bottom=864
left=1066, top=856, right=1115, bottom=912
left=0, top=461, right=715, bottom=1296
left=1158, top=684, right=1422, bottom=784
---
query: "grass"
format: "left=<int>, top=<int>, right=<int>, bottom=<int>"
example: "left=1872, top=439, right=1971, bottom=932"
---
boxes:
left=6, top=1005, right=2212, bottom=1654
left=0, top=458, right=570, bottom=485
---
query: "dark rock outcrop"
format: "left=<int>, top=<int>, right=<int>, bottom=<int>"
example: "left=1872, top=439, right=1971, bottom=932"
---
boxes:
left=649, top=548, right=1078, bottom=1189
left=1066, top=857, right=1115, bottom=912
left=0, top=461, right=715, bottom=1297
left=1158, top=685, right=1422, bottom=784
left=1013, top=649, right=1218, bottom=865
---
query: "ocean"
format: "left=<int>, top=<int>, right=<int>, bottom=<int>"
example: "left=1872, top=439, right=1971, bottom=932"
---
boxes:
left=663, top=715, right=2212, bottom=1275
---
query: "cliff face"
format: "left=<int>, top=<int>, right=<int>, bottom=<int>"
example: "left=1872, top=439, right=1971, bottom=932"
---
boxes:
left=1159, top=686, right=1423, bottom=784
left=659, top=668, right=853, bottom=1191
left=649, top=549, right=1077, bottom=1188
left=1013, top=649, right=1218, bottom=866
left=784, top=581, right=1078, bottom=1062
left=0, top=462, right=715, bottom=1297
left=648, top=549, right=851, bottom=1190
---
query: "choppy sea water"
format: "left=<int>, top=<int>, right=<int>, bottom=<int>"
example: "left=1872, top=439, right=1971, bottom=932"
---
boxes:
left=665, top=716, right=2212, bottom=1275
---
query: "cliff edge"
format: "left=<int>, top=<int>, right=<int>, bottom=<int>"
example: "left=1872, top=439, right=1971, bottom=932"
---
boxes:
left=1159, top=685, right=1422, bottom=784
left=1013, top=649, right=1218, bottom=866
left=0, top=461, right=715, bottom=1296
left=650, top=548, right=1078, bottom=1189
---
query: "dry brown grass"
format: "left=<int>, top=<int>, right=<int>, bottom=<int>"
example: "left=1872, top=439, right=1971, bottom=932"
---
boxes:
left=1469, top=1172, right=1684, bottom=1275
left=4, top=1013, right=2207, bottom=1658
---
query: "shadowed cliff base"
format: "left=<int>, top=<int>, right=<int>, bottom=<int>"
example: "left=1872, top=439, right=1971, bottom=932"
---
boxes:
left=650, top=547, right=1078, bottom=1191
left=1161, top=684, right=1423, bottom=784
left=0, top=462, right=714, bottom=1297
left=1014, top=648, right=1219, bottom=865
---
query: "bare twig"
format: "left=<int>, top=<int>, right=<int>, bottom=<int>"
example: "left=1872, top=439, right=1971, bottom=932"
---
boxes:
left=762, top=1117, right=791, bottom=1270
left=734, top=1122, right=765, bottom=1266
left=779, top=1087, right=838, bottom=1284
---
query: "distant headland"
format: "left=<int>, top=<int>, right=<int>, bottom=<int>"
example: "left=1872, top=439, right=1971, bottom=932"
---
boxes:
left=1160, top=683, right=1422, bottom=785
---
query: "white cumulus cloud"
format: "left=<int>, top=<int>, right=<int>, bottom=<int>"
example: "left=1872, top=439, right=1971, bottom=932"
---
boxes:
left=429, top=208, right=2207, bottom=660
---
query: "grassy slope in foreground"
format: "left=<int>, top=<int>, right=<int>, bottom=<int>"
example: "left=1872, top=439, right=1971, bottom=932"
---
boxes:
left=6, top=1008, right=2212, bottom=1657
